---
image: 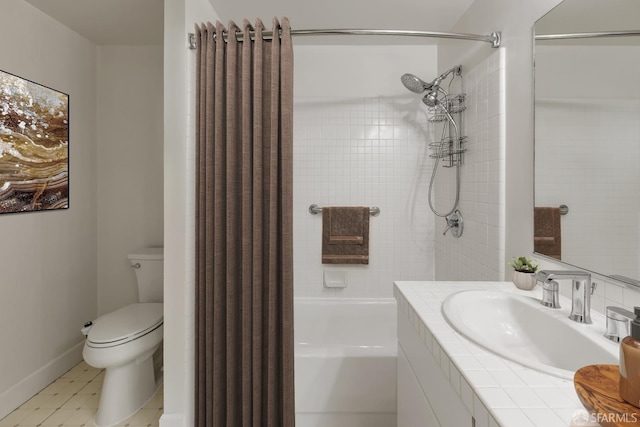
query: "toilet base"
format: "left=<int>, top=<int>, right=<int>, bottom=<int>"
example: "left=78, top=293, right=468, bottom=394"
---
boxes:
left=94, top=349, right=161, bottom=427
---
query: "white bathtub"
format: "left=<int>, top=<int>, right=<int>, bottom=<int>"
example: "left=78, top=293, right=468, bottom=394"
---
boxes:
left=294, top=298, right=397, bottom=427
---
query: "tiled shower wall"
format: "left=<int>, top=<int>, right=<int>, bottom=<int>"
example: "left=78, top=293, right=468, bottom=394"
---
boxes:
left=291, top=45, right=438, bottom=298
left=293, top=96, right=435, bottom=298
left=434, top=50, right=506, bottom=281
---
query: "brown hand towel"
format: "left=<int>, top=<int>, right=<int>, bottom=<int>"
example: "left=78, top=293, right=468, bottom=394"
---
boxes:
left=534, top=206, right=561, bottom=260
left=322, top=207, right=369, bottom=264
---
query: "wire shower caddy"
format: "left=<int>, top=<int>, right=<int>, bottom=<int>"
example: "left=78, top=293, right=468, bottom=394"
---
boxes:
left=427, top=93, right=467, bottom=167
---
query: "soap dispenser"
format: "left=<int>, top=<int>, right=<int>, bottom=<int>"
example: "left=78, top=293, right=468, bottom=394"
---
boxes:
left=620, top=307, right=640, bottom=408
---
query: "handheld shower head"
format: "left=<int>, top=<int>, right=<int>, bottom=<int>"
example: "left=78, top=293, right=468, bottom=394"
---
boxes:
left=422, top=91, right=439, bottom=108
left=402, top=65, right=462, bottom=109
left=401, top=73, right=433, bottom=94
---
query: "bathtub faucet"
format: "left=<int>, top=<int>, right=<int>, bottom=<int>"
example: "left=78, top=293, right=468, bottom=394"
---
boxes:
left=534, top=270, right=596, bottom=324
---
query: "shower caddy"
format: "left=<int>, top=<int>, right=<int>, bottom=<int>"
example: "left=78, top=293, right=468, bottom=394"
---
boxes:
left=427, top=92, right=467, bottom=168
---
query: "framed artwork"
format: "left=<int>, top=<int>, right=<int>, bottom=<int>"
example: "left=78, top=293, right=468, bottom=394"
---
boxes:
left=0, top=70, right=69, bottom=214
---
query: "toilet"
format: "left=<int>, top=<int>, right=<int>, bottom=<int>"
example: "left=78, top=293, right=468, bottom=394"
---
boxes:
left=83, top=247, right=164, bottom=427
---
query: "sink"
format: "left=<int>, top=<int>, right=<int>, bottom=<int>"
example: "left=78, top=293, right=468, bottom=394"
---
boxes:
left=441, top=290, right=618, bottom=380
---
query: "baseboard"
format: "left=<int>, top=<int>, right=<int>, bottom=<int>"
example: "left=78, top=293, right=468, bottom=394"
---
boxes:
left=0, top=340, right=84, bottom=419
left=159, top=413, right=186, bottom=427
left=295, top=413, right=397, bottom=427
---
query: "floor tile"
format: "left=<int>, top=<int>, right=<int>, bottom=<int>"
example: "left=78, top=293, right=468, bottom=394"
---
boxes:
left=19, top=394, right=52, bottom=410
left=0, top=362, right=163, bottom=427
left=77, top=382, right=101, bottom=395
left=18, top=408, right=56, bottom=426
left=60, top=394, right=92, bottom=410
left=40, top=394, right=75, bottom=409
left=0, top=409, right=33, bottom=426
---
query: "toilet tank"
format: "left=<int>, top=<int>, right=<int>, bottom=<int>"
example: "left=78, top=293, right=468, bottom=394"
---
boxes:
left=128, top=247, right=164, bottom=303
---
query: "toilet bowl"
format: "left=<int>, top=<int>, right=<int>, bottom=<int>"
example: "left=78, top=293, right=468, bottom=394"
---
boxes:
left=83, top=248, right=164, bottom=427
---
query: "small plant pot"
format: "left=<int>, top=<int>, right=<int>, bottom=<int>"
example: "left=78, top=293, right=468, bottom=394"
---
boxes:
left=512, top=271, right=538, bottom=291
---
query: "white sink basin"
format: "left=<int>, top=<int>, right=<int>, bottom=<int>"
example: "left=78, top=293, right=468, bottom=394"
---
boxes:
left=441, top=290, right=618, bottom=379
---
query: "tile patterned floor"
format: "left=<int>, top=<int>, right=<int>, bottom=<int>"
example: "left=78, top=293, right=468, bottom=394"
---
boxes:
left=0, top=361, right=162, bottom=427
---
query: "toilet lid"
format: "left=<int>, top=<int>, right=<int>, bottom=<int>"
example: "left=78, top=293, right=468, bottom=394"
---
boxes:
left=88, top=303, right=163, bottom=347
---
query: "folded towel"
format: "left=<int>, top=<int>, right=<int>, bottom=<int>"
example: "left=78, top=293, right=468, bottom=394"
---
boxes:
left=322, top=207, right=369, bottom=264
left=534, top=206, right=561, bottom=259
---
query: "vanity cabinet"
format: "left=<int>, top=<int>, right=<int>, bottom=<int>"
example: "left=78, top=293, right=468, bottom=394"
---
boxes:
left=395, top=281, right=594, bottom=427
left=397, top=309, right=472, bottom=427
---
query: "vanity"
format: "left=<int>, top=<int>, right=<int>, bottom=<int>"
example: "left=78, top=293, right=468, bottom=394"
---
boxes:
left=394, top=280, right=620, bottom=427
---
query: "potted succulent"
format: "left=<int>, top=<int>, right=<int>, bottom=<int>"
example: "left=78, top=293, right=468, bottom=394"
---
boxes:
left=508, top=256, right=539, bottom=290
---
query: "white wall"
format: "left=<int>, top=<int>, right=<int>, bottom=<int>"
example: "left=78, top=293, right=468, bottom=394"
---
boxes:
left=0, top=0, right=98, bottom=418
left=0, top=3, right=164, bottom=419
left=293, top=45, right=437, bottom=298
left=163, top=0, right=218, bottom=425
left=97, top=46, right=164, bottom=316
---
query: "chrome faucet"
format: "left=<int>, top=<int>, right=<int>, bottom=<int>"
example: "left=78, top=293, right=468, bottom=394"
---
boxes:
left=534, top=270, right=596, bottom=324
left=604, top=306, right=634, bottom=342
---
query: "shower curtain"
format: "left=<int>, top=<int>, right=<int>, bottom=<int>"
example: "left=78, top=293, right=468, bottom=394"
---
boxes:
left=194, top=18, right=294, bottom=427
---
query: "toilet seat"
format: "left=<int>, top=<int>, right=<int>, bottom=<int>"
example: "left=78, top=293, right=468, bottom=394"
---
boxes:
left=87, top=303, right=163, bottom=348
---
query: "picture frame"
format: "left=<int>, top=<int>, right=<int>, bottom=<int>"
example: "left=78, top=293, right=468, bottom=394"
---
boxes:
left=0, top=70, right=69, bottom=214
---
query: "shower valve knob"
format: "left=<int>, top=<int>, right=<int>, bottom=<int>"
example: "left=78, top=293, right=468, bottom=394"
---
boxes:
left=442, top=221, right=457, bottom=236
left=442, top=210, right=463, bottom=238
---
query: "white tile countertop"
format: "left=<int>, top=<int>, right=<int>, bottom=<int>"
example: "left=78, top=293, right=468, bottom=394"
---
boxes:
left=393, top=281, right=624, bottom=427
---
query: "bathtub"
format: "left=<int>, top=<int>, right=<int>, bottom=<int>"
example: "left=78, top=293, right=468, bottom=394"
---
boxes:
left=294, top=298, right=397, bottom=427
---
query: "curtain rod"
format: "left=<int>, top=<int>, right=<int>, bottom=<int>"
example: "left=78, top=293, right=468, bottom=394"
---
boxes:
left=536, top=30, right=640, bottom=41
left=188, top=29, right=501, bottom=49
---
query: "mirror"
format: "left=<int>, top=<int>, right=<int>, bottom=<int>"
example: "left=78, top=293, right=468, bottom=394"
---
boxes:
left=534, top=0, right=640, bottom=286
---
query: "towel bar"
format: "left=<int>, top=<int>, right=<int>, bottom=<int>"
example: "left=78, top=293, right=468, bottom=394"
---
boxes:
left=309, top=204, right=380, bottom=217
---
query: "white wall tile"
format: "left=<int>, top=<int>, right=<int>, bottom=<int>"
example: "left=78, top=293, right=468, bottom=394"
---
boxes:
left=435, top=52, right=505, bottom=281
left=293, top=98, right=436, bottom=297
left=292, top=46, right=438, bottom=298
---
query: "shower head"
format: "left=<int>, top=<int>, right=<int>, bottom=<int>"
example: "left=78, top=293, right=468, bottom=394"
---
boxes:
left=402, top=65, right=462, bottom=109
left=418, top=65, right=463, bottom=108
left=422, top=91, right=440, bottom=108
left=401, top=73, right=433, bottom=94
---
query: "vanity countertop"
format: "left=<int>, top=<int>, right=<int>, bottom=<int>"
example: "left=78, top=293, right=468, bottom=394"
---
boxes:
left=393, top=281, right=622, bottom=427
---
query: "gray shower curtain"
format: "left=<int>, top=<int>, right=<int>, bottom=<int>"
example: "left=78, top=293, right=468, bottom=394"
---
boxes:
left=194, top=18, right=294, bottom=427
